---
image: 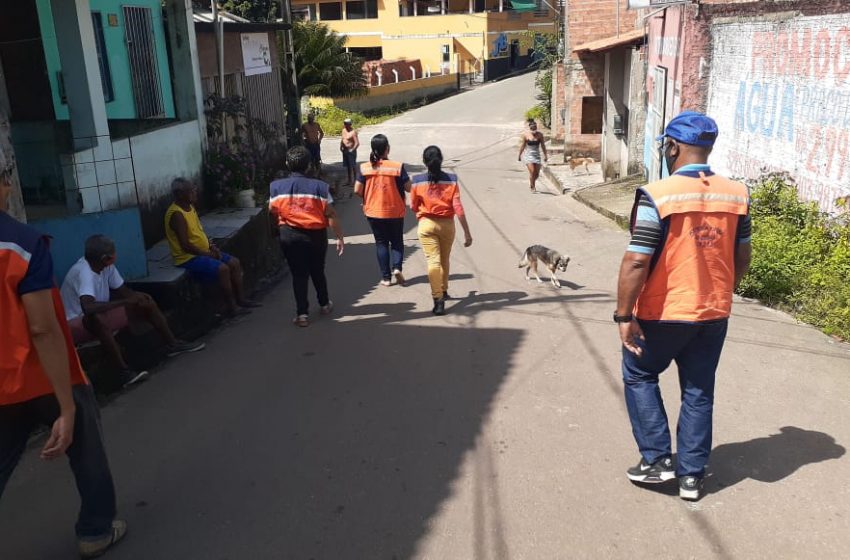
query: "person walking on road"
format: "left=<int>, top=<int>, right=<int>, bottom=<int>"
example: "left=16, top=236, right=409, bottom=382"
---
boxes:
left=410, top=146, right=473, bottom=316
left=615, top=111, right=752, bottom=501
left=354, top=134, right=411, bottom=287
left=0, top=146, right=127, bottom=558
left=340, top=118, right=360, bottom=185
left=270, top=146, right=345, bottom=327
left=518, top=119, right=548, bottom=193
left=301, top=113, right=324, bottom=174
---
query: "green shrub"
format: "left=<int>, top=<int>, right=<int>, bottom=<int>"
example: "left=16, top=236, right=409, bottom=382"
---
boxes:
left=525, top=105, right=547, bottom=124
left=740, top=173, right=850, bottom=340
left=309, top=103, right=407, bottom=136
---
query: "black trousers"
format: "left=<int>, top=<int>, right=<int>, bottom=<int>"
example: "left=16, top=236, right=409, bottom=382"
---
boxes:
left=280, top=226, right=330, bottom=315
left=0, top=384, right=117, bottom=538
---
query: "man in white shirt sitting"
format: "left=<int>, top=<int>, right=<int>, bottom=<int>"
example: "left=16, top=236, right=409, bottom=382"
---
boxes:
left=61, top=234, right=205, bottom=387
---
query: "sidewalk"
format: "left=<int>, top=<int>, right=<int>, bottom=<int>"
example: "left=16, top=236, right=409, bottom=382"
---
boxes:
left=541, top=160, right=642, bottom=230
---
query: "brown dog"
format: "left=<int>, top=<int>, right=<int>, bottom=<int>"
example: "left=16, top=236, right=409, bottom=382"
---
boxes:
left=566, top=156, right=595, bottom=175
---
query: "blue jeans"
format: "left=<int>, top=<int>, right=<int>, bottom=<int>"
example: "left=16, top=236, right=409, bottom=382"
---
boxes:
left=621, top=319, right=729, bottom=477
left=367, top=217, right=404, bottom=280
left=0, top=385, right=117, bottom=538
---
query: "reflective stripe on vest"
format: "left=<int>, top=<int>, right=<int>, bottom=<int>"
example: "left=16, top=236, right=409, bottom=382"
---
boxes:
left=635, top=173, right=749, bottom=322
left=360, top=160, right=405, bottom=219
left=1, top=244, right=88, bottom=405
left=269, top=193, right=328, bottom=230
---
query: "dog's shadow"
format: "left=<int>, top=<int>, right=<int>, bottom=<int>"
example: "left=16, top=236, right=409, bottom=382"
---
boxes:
left=525, top=278, right=584, bottom=290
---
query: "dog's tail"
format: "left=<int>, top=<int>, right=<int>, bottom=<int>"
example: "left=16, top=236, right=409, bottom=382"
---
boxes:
left=517, top=248, right=529, bottom=267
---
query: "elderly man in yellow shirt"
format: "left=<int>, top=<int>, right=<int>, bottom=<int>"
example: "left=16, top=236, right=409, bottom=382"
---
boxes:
left=164, top=178, right=260, bottom=317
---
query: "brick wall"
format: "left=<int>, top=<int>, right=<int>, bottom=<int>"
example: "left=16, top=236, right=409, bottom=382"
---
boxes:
left=697, top=1, right=850, bottom=211
left=568, top=0, right=638, bottom=50
left=557, top=0, right=639, bottom=154
left=363, top=59, right=424, bottom=87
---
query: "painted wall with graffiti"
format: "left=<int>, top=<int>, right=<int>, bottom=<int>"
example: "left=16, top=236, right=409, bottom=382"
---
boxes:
left=643, top=5, right=686, bottom=180
left=706, top=14, right=850, bottom=211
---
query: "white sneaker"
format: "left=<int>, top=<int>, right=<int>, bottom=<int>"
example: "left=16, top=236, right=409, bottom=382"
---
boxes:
left=379, top=279, right=392, bottom=287
left=292, top=315, right=309, bottom=327
left=320, top=301, right=334, bottom=315
left=393, top=269, right=405, bottom=286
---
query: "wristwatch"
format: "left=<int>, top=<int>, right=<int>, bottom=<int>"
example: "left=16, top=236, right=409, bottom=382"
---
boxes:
left=613, top=312, right=634, bottom=323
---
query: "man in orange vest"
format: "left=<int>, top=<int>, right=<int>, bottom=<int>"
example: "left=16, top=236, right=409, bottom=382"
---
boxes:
left=0, top=147, right=126, bottom=556
left=616, top=112, right=752, bottom=501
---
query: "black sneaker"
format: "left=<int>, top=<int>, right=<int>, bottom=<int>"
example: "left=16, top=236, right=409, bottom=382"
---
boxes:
left=627, top=456, right=675, bottom=483
left=432, top=298, right=446, bottom=316
left=119, top=369, right=149, bottom=388
left=679, top=476, right=704, bottom=501
left=166, top=340, right=206, bottom=357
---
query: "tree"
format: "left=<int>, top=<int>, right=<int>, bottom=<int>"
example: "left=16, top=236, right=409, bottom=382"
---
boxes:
left=220, top=1, right=278, bottom=22
left=290, top=21, right=367, bottom=98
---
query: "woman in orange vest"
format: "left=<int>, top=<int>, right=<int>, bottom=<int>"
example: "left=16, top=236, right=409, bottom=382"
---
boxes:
left=409, top=146, right=473, bottom=315
left=354, top=134, right=411, bottom=286
left=270, top=146, right=345, bottom=327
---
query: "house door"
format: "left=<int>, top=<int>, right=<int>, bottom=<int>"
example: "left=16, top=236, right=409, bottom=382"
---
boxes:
left=649, top=66, right=667, bottom=181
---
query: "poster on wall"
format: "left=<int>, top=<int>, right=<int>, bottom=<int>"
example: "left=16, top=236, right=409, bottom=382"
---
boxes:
left=706, top=14, right=850, bottom=212
left=241, top=33, right=272, bottom=76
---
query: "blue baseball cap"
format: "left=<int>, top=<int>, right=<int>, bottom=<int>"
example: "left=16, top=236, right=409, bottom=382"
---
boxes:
left=656, top=111, right=718, bottom=148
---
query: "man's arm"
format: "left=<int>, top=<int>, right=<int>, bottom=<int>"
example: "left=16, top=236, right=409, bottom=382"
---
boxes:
left=353, top=130, right=360, bottom=151
left=170, top=212, right=213, bottom=258
left=317, top=124, right=324, bottom=143
left=616, top=251, right=651, bottom=356
left=735, top=243, right=752, bottom=289
left=21, top=290, right=76, bottom=459
left=325, top=205, right=344, bottom=256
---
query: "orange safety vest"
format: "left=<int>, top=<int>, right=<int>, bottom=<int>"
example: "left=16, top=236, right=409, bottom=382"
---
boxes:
left=269, top=175, right=330, bottom=230
left=633, top=172, right=749, bottom=322
left=360, top=160, right=406, bottom=219
left=410, top=173, right=463, bottom=219
left=1, top=218, right=88, bottom=406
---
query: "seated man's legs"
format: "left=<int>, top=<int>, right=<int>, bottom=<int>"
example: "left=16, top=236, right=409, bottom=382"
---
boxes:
left=124, top=293, right=205, bottom=355
left=125, top=294, right=178, bottom=345
left=180, top=254, right=258, bottom=316
left=73, top=309, right=130, bottom=370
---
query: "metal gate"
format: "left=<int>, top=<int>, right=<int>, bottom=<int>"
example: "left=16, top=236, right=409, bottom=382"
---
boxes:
left=123, top=6, right=165, bottom=119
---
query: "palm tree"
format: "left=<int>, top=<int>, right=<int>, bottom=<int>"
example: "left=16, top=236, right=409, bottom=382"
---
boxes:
left=291, top=21, right=367, bottom=98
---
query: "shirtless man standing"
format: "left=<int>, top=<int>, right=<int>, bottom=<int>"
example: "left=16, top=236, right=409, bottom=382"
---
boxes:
left=301, top=113, right=324, bottom=174
left=340, top=118, right=360, bottom=185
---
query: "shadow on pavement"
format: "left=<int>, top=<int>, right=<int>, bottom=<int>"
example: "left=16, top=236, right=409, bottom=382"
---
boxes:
left=707, top=426, right=845, bottom=494
left=628, top=426, right=846, bottom=500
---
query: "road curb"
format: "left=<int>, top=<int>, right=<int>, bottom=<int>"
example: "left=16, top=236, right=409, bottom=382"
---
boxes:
left=572, top=190, right=630, bottom=230
left=541, top=166, right=631, bottom=230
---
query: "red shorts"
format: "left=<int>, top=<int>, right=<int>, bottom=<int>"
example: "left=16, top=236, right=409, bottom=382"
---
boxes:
left=68, top=307, right=129, bottom=344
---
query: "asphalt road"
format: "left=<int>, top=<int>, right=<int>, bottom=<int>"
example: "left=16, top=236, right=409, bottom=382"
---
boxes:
left=2, top=73, right=850, bottom=560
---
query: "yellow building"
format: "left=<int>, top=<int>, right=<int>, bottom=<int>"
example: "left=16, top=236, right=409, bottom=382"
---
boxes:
left=291, top=0, right=557, bottom=81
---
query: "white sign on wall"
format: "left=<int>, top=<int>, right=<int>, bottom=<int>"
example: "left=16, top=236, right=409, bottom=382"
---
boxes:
left=241, top=33, right=272, bottom=76
left=706, top=14, right=850, bottom=212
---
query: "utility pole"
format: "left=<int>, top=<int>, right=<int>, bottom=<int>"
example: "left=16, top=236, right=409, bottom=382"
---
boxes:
left=279, top=0, right=301, bottom=147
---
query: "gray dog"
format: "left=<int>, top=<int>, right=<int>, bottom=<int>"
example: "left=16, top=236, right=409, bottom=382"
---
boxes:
left=518, top=245, right=571, bottom=288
